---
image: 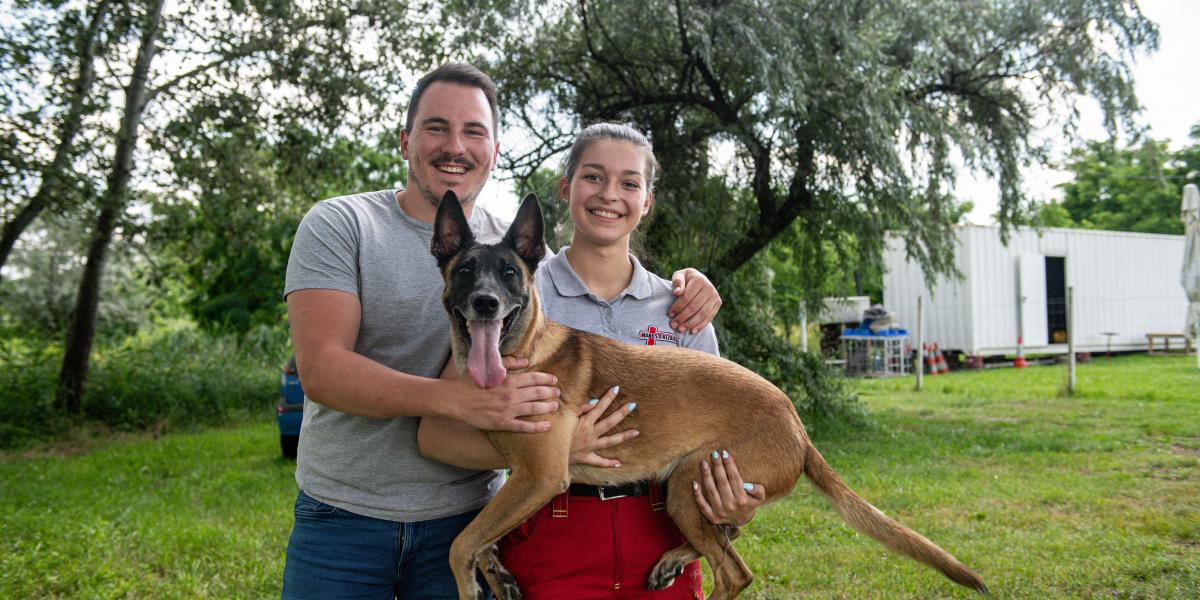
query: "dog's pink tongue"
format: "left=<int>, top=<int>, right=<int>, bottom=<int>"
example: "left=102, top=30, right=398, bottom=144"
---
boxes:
left=467, top=320, right=506, bottom=389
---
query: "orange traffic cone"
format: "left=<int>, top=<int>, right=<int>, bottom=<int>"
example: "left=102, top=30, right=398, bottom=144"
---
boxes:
left=925, top=344, right=939, bottom=375
left=934, top=343, right=950, bottom=374
left=1014, top=335, right=1027, bottom=368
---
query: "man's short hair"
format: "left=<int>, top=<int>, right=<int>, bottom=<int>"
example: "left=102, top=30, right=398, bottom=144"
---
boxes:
left=404, top=63, right=500, bottom=136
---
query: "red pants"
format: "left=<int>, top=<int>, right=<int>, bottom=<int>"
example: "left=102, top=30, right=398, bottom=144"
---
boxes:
left=497, top=487, right=704, bottom=599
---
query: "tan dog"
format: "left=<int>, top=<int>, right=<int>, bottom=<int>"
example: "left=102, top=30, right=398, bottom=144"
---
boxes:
left=432, top=192, right=987, bottom=600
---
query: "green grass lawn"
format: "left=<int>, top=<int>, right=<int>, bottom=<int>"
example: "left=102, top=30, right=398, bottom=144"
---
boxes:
left=1, top=355, right=1197, bottom=598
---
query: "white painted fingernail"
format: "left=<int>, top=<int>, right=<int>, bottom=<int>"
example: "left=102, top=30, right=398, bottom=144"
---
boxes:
left=612, top=385, right=620, bottom=395
left=722, top=450, right=730, bottom=459
left=693, top=481, right=699, bottom=491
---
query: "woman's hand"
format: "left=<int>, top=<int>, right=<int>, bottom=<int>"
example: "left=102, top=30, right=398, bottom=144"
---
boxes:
left=570, top=386, right=638, bottom=467
left=693, top=450, right=766, bottom=526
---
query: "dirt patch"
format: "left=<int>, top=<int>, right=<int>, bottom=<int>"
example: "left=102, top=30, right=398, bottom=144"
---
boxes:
left=1170, top=444, right=1200, bottom=457
left=1150, top=465, right=1192, bottom=481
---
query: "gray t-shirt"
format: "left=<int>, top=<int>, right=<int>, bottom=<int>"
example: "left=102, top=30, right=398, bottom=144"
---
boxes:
left=284, top=189, right=511, bottom=522
left=536, top=247, right=719, bottom=355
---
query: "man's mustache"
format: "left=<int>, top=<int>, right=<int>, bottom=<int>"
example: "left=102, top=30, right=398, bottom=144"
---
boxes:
left=432, top=154, right=476, bottom=169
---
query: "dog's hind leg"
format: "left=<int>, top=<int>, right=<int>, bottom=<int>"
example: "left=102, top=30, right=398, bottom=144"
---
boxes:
left=648, top=525, right=740, bottom=591
left=647, top=542, right=698, bottom=591
left=661, top=460, right=754, bottom=600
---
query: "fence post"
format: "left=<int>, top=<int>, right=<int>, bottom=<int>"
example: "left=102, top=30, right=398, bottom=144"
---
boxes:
left=799, top=304, right=808, bottom=353
left=1067, top=286, right=1076, bottom=395
left=915, top=295, right=924, bottom=391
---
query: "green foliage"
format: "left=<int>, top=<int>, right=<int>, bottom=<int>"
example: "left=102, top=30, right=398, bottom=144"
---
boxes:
left=1040, top=130, right=1200, bottom=233
left=712, top=255, right=864, bottom=423
left=0, top=321, right=285, bottom=449
left=148, top=98, right=407, bottom=332
left=467, top=0, right=1155, bottom=275
left=0, top=214, right=151, bottom=336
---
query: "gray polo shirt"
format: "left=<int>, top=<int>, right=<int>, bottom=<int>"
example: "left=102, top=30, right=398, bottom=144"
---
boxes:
left=536, top=247, right=720, bottom=355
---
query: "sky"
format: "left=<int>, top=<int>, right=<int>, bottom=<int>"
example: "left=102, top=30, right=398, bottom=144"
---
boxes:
left=959, top=0, right=1200, bottom=224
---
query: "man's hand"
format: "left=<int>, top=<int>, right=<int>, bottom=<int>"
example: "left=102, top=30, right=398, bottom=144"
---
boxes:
left=693, top=450, right=766, bottom=527
left=570, top=386, right=637, bottom=467
left=444, top=356, right=560, bottom=433
left=669, top=268, right=722, bottom=334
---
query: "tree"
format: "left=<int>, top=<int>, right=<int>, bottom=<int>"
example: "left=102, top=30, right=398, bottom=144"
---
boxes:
left=0, top=0, right=115, bottom=278
left=149, top=113, right=408, bottom=332
left=45, top=0, right=427, bottom=412
left=1046, top=132, right=1199, bottom=234
left=464, top=0, right=1155, bottom=284
left=58, top=0, right=166, bottom=414
left=436, top=0, right=1155, bottom=413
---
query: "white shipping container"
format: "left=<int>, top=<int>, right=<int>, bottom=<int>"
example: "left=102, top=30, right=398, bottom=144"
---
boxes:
left=883, top=226, right=1188, bottom=356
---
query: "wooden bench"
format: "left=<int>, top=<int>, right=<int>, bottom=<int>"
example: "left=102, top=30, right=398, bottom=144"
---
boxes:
left=1146, top=333, right=1194, bottom=355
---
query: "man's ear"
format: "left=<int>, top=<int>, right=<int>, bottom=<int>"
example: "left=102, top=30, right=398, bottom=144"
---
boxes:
left=503, top=194, right=546, bottom=271
left=432, top=191, right=475, bottom=268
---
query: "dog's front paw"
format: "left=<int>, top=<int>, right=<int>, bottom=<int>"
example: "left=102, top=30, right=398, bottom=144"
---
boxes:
left=490, top=569, right=522, bottom=600
left=647, top=560, right=685, bottom=591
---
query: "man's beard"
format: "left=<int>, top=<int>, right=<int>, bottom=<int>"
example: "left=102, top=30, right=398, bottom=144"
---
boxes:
left=412, top=154, right=484, bottom=208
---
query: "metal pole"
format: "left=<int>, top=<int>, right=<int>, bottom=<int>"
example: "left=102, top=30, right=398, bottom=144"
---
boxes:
left=915, top=296, right=924, bottom=391
left=1067, top=286, right=1076, bottom=395
left=799, top=304, right=808, bottom=353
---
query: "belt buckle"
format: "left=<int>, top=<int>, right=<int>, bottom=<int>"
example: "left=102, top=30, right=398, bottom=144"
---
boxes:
left=597, top=486, right=628, bottom=501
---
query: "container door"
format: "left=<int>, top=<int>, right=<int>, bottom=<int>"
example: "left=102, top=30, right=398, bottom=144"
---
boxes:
left=1018, top=254, right=1049, bottom=347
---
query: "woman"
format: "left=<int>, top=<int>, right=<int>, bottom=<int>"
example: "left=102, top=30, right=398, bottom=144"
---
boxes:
left=419, top=123, right=765, bottom=598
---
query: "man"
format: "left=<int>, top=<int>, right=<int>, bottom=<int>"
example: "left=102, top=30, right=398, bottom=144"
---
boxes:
left=281, top=63, right=721, bottom=599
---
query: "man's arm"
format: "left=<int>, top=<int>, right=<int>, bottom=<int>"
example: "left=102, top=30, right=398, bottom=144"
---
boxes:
left=419, top=383, right=635, bottom=469
left=669, top=268, right=723, bottom=333
left=288, top=288, right=560, bottom=431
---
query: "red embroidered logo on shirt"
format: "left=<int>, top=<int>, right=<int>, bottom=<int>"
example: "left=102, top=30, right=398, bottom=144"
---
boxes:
left=638, top=325, right=679, bottom=346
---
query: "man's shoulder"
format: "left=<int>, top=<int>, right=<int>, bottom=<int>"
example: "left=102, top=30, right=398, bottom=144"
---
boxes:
left=315, top=189, right=396, bottom=214
left=468, top=202, right=514, bottom=244
left=639, top=268, right=679, bottom=301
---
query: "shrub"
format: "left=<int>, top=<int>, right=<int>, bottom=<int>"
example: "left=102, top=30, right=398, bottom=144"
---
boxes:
left=0, top=321, right=287, bottom=449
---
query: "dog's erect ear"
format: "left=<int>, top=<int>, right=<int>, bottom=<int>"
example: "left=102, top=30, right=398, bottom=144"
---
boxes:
left=432, top=191, right=476, bottom=268
left=502, top=194, right=546, bottom=271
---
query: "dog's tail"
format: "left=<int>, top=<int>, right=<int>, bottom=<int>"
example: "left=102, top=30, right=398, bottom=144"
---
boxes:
left=803, top=443, right=989, bottom=594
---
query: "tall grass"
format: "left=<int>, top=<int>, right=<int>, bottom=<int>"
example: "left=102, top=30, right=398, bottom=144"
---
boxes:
left=0, top=321, right=287, bottom=449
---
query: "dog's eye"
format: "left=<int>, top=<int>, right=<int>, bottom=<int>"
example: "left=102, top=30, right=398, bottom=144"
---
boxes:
left=457, top=263, right=474, bottom=275
left=502, top=265, right=517, bottom=277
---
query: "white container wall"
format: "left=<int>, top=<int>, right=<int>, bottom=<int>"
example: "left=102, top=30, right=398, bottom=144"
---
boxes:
left=883, top=226, right=1188, bottom=356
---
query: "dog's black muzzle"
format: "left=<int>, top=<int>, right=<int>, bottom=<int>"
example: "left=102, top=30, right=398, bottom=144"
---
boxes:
left=471, top=293, right=501, bottom=319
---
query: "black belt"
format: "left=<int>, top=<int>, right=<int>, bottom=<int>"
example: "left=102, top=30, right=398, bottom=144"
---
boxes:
left=568, top=481, right=654, bottom=501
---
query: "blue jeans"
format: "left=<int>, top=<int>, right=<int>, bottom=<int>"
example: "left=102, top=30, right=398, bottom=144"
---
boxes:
left=282, top=490, right=491, bottom=599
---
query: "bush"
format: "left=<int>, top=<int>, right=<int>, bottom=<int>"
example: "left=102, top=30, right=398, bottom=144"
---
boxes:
left=0, top=321, right=287, bottom=449
left=714, top=261, right=864, bottom=425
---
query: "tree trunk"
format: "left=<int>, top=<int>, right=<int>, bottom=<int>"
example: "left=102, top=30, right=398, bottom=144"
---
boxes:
left=0, top=0, right=112, bottom=278
left=57, top=0, right=164, bottom=414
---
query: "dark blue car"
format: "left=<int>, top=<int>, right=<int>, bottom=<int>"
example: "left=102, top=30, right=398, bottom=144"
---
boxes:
left=277, top=355, right=304, bottom=458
